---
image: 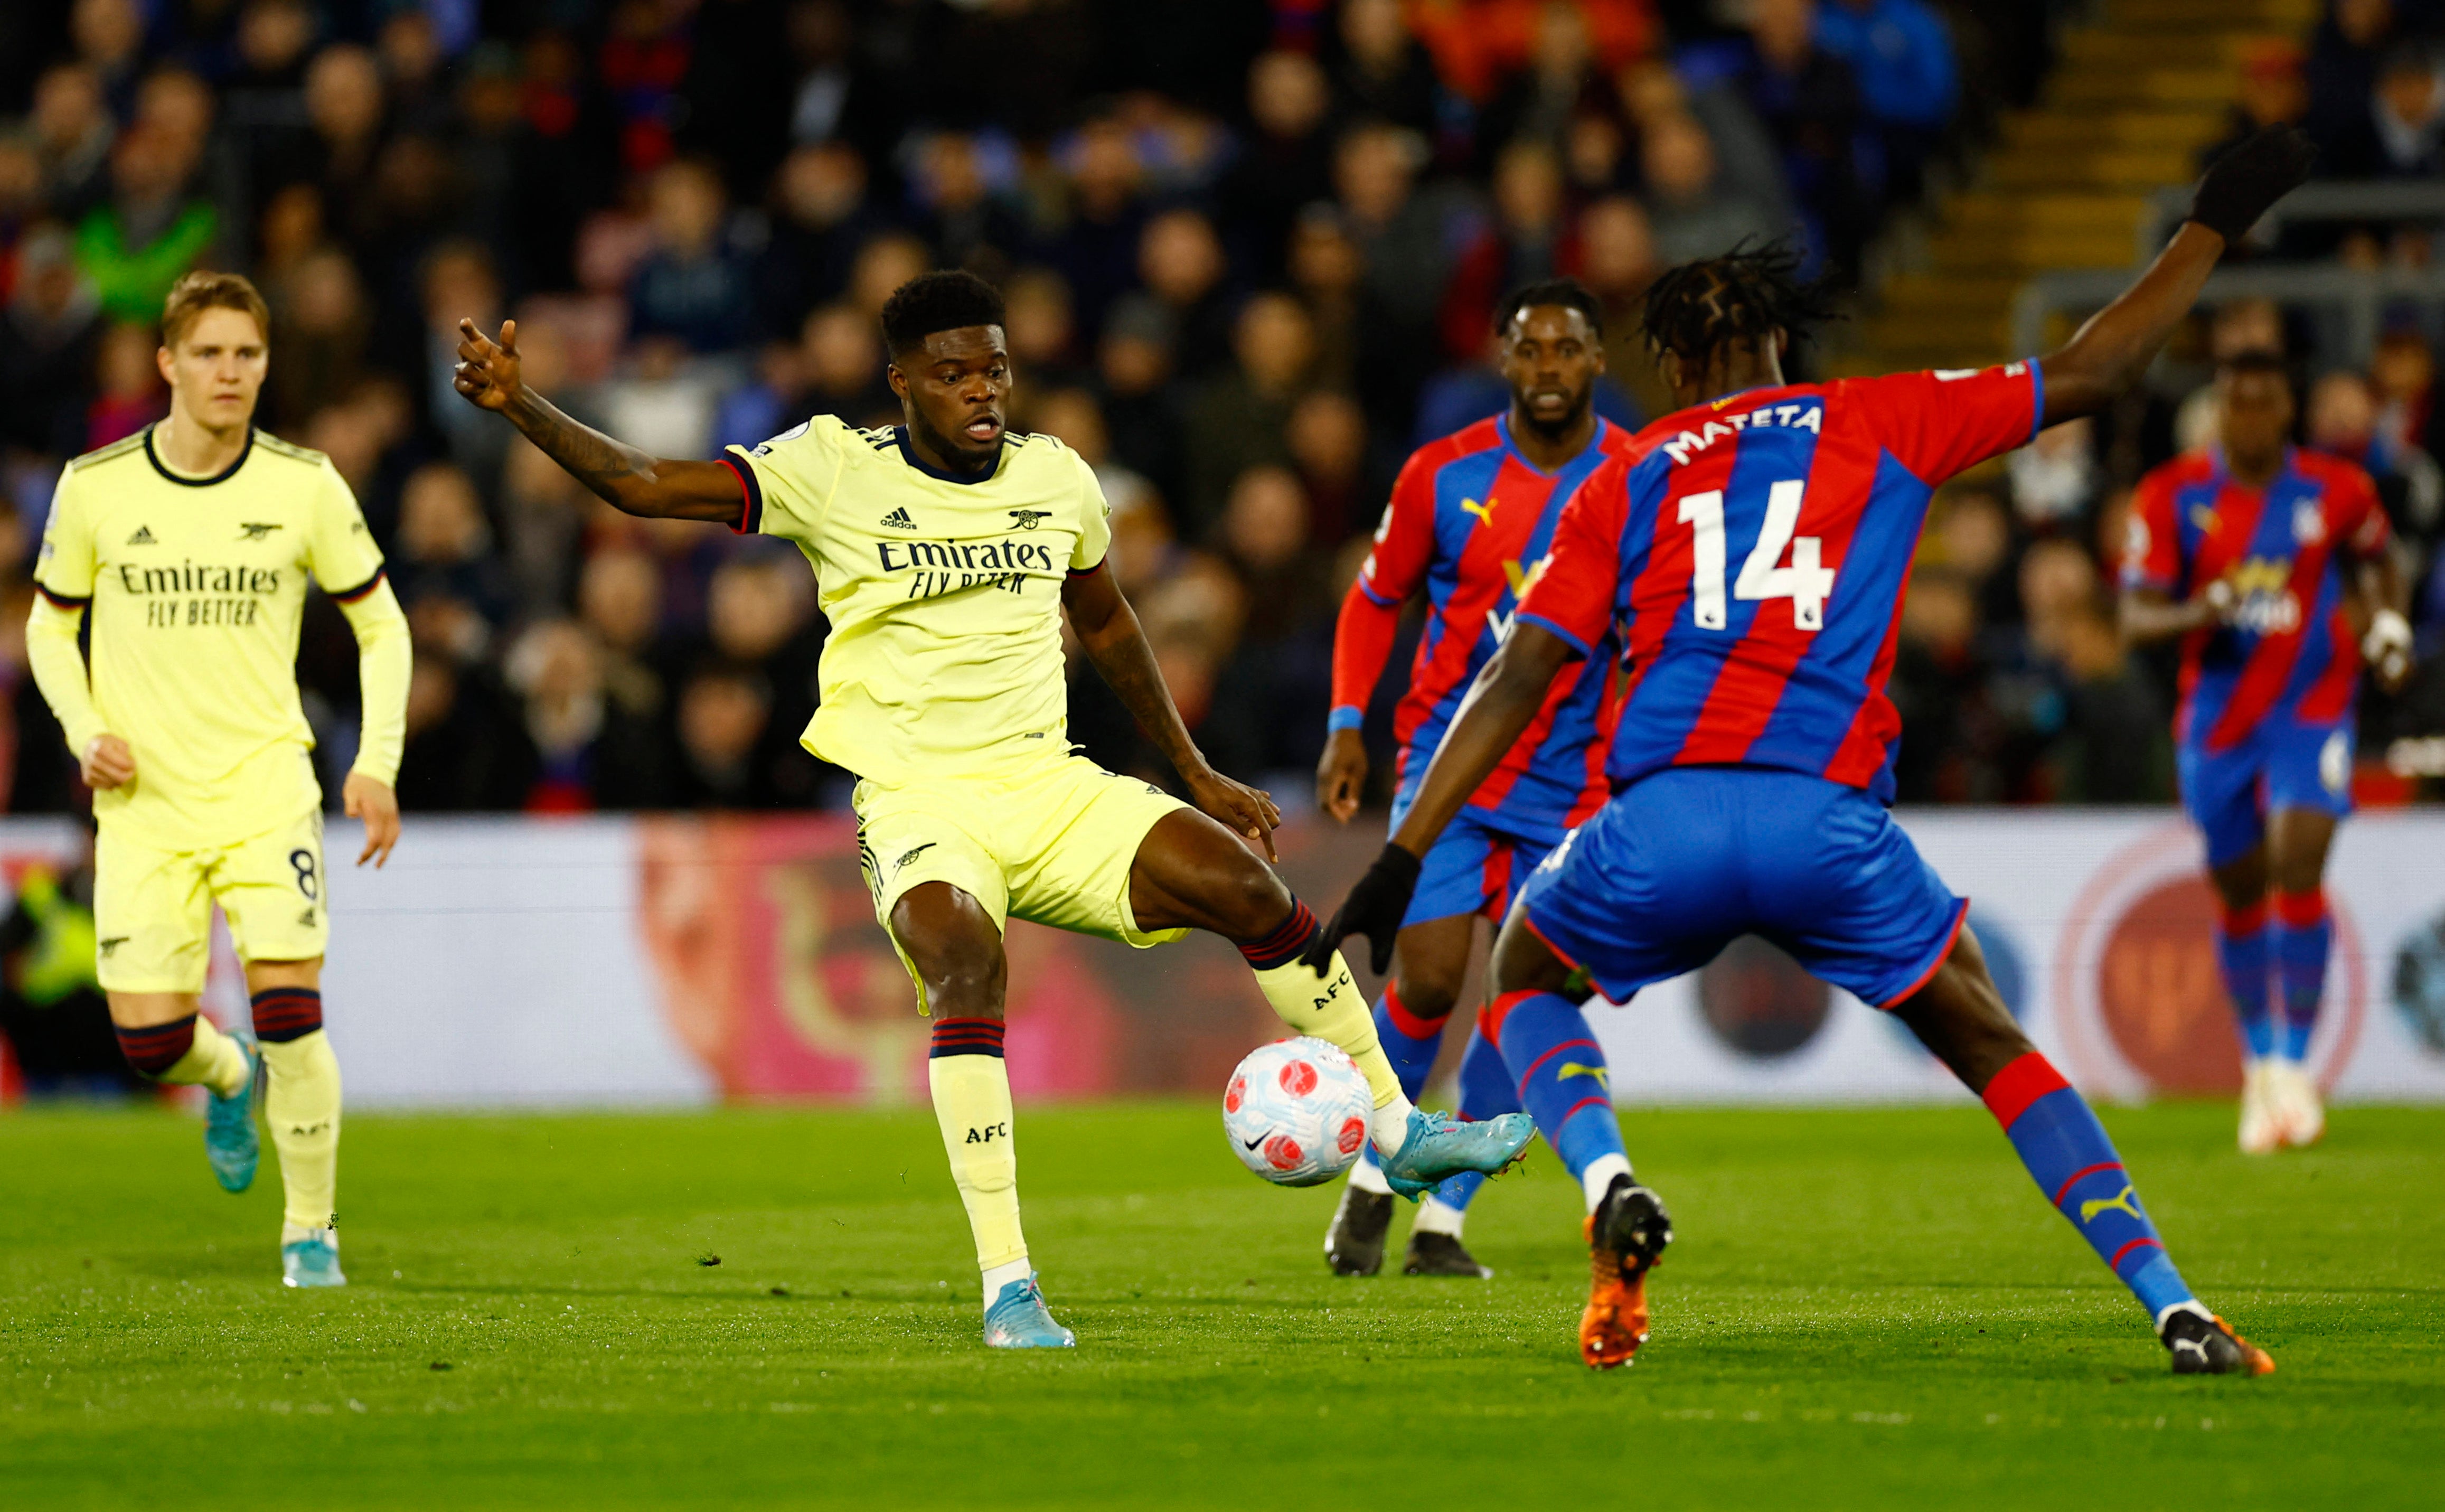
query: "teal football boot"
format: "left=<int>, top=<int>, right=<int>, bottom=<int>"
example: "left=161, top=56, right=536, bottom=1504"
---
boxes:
left=281, top=1229, right=347, bottom=1289
left=1377, top=1110, right=1535, bottom=1199
left=204, top=1029, right=261, bottom=1194
left=983, top=1275, right=1075, bottom=1349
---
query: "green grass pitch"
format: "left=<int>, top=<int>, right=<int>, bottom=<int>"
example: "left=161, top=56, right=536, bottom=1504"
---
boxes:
left=3, top=1101, right=2438, bottom=1510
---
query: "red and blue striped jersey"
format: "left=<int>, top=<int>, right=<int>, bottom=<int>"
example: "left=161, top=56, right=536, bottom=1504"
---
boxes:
left=2119, top=447, right=2388, bottom=752
left=1355, top=414, right=1635, bottom=834
left=1515, top=363, right=2045, bottom=804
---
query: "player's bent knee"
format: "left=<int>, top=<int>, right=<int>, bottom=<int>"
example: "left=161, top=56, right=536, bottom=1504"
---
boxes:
left=1206, top=849, right=1294, bottom=944
left=1489, top=912, right=1577, bottom=999
left=243, top=956, right=323, bottom=992
left=891, top=883, right=1008, bottom=1016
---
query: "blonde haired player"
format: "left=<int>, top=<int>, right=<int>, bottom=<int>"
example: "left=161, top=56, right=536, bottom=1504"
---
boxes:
left=27, top=271, right=411, bottom=1288
left=454, top=270, right=1533, bottom=1348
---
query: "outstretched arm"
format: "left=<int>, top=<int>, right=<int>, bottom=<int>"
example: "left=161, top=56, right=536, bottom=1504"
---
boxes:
left=1302, top=624, right=1574, bottom=972
left=1061, top=561, right=1283, bottom=859
left=2038, top=128, right=2316, bottom=426
left=1391, top=624, right=1573, bottom=856
left=452, top=319, right=747, bottom=523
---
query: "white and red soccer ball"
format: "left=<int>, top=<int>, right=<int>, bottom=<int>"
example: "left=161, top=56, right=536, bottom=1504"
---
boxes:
left=1221, top=1037, right=1374, bottom=1187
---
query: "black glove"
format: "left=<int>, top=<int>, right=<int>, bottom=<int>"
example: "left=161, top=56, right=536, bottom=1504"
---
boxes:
left=1300, top=843, right=1422, bottom=976
left=2187, top=125, right=2316, bottom=244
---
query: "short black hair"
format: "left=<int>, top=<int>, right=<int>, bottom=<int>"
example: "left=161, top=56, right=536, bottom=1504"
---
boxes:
left=1497, top=277, right=1604, bottom=339
left=1640, top=239, right=1841, bottom=365
left=879, top=269, right=1005, bottom=357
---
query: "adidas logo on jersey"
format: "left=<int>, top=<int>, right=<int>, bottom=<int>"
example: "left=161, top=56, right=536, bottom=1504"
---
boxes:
left=880, top=507, right=918, bottom=530
left=127, top=526, right=156, bottom=544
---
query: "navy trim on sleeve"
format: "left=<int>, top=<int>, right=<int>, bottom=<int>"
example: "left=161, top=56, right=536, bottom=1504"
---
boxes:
left=2024, top=357, right=2046, bottom=444
left=720, top=455, right=764, bottom=534
left=327, top=565, right=388, bottom=603
left=35, top=582, right=90, bottom=610
left=1066, top=556, right=1107, bottom=579
left=1513, top=611, right=1592, bottom=660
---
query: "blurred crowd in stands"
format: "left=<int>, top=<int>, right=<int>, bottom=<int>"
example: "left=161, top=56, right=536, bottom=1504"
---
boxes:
left=0, top=0, right=2439, bottom=820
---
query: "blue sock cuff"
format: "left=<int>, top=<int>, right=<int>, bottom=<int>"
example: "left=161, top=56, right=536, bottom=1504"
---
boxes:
left=1493, top=991, right=1619, bottom=1184
left=2126, top=1251, right=2194, bottom=1319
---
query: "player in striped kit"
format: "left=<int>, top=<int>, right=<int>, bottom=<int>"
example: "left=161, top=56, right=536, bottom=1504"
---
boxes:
left=1313, top=127, right=2319, bottom=1374
left=1316, top=279, right=1632, bottom=1279
left=2120, top=351, right=2414, bottom=1154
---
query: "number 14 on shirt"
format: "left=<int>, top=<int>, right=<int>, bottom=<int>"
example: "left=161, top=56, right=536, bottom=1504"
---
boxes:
left=1676, top=480, right=1837, bottom=631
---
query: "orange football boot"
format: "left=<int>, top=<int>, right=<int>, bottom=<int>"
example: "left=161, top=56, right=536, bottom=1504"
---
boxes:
left=2162, top=1306, right=2275, bottom=1376
left=1580, top=1177, right=1672, bottom=1370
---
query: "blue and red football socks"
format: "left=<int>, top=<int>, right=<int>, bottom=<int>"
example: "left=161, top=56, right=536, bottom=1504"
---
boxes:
left=1376, top=982, right=1448, bottom=1103
left=1484, top=988, right=1628, bottom=1207
left=2214, top=898, right=2274, bottom=1062
left=2271, top=889, right=2330, bottom=1064
left=1422, top=1025, right=1524, bottom=1213
left=1983, top=1051, right=2193, bottom=1322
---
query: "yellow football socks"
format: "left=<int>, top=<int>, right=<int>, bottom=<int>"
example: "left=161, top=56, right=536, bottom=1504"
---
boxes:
left=260, top=1030, right=342, bottom=1231
left=1239, top=900, right=1417, bottom=1152
left=928, top=1025, right=1028, bottom=1284
left=162, top=1015, right=251, bottom=1097
left=1248, top=948, right=1404, bottom=1106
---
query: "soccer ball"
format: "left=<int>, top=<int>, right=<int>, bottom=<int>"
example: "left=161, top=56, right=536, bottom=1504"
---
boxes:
left=1221, top=1037, right=1374, bottom=1187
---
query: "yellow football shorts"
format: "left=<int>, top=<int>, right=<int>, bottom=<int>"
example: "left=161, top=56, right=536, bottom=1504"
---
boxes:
left=93, top=807, right=330, bottom=993
left=854, top=753, right=1191, bottom=1009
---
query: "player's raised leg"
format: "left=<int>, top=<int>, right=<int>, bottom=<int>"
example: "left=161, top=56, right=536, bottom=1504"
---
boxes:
left=1891, top=928, right=2273, bottom=1375
left=93, top=841, right=260, bottom=1192
left=1484, top=910, right=1669, bottom=1369
left=109, top=990, right=259, bottom=1190
left=889, top=881, right=1071, bottom=1349
left=2263, top=804, right=2338, bottom=1147
left=1127, top=810, right=1534, bottom=1198
left=1324, top=913, right=1471, bottom=1276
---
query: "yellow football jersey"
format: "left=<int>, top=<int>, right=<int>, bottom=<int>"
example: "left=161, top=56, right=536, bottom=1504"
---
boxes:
left=727, top=419, right=1109, bottom=786
left=33, top=426, right=389, bottom=846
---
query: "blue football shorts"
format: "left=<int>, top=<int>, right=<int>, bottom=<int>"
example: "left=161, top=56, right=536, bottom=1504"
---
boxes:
left=2177, top=716, right=2354, bottom=869
left=1388, top=806, right=1558, bottom=932
left=1514, top=766, right=1968, bottom=1009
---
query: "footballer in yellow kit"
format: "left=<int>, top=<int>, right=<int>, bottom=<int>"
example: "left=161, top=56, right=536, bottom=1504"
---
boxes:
left=730, top=411, right=1188, bottom=960
left=453, top=270, right=1534, bottom=1349
left=26, top=272, right=411, bottom=1289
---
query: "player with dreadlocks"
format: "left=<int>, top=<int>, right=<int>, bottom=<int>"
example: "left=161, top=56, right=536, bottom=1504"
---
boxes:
left=1312, top=127, right=2319, bottom=1374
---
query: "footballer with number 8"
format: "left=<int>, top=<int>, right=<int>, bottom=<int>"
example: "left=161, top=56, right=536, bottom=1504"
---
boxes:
left=452, top=270, right=1534, bottom=1350
left=1312, top=127, right=2321, bottom=1374
left=27, top=271, right=411, bottom=1288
